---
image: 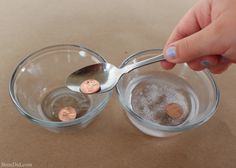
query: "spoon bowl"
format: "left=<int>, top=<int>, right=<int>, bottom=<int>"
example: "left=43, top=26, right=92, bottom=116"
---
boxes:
left=66, top=63, right=122, bottom=93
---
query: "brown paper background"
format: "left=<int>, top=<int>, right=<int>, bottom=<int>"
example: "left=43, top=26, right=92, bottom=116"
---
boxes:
left=0, top=0, right=235, bottom=167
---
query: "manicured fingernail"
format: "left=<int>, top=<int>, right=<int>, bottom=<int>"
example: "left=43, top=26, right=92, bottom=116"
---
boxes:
left=220, top=57, right=228, bottom=63
left=201, top=60, right=210, bottom=66
left=166, top=47, right=176, bottom=59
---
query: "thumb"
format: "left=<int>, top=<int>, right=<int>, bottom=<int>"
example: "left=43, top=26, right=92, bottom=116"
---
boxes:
left=164, top=22, right=221, bottom=63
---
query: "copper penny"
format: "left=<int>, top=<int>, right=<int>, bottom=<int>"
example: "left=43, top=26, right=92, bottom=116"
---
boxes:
left=80, top=79, right=100, bottom=94
left=165, top=103, right=183, bottom=119
left=58, top=106, right=77, bottom=122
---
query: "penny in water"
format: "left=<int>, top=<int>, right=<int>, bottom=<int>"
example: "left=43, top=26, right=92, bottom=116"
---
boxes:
left=58, top=106, right=77, bottom=121
left=165, top=103, right=183, bottom=119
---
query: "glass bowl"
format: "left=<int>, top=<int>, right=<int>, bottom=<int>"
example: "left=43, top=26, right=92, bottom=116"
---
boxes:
left=116, top=49, right=220, bottom=137
left=9, top=44, right=112, bottom=132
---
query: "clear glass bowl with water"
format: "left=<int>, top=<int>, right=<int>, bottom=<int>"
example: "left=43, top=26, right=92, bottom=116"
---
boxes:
left=9, top=44, right=112, bottom=132
left=116, top=49, right=220, bottom=137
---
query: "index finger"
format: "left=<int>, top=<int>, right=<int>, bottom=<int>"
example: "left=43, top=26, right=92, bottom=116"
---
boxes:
left=165, top=0, right=212, bottom=46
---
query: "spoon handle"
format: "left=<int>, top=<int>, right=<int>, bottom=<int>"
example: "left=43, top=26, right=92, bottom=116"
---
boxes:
left=121, top=53, right=165, bottom=74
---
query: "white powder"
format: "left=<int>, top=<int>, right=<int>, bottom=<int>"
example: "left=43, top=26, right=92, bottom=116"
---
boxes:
left=131, top=77, right=190, bottom=126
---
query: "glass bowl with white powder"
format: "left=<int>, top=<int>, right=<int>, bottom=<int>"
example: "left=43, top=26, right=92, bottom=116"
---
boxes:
left=116, top=49, right=220, bottom=137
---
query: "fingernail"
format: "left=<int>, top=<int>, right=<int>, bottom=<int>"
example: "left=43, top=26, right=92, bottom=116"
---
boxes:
left=166, top=47, right=176, bottom=59
left=220, top=57, right=229, bottom=64
left=201, top=60, right=210, bottom=66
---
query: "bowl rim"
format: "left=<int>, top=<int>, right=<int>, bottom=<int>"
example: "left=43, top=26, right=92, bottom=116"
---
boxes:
left=116, top=48, right=220, bottom=132
left=9, top=44, right=112, bottom=127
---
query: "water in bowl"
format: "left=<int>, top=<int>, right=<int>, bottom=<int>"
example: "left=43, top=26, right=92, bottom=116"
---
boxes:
left=126, top=72, right=199, bottom=126
left=40, top=87, right=91, bottom=121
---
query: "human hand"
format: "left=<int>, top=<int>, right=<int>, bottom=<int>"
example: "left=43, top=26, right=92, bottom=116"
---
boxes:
left=162, top=0, right=236, bottom=74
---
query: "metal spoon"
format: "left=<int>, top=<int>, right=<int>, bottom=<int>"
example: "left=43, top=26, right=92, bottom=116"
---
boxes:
left=66, top=53, right=165, bottom=94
